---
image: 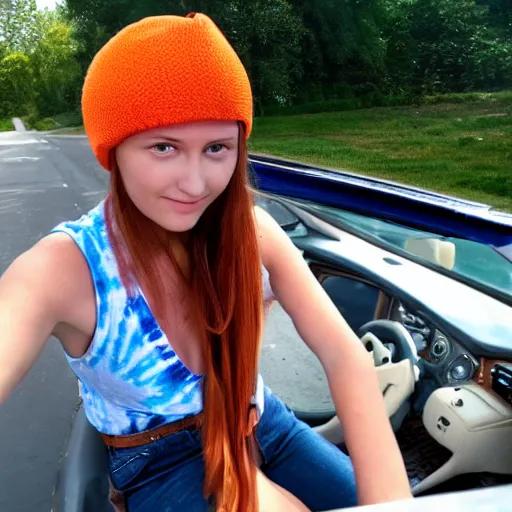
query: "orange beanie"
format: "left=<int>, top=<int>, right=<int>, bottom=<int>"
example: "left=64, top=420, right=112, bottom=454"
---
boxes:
left=82, top=13, right=253, bottom=171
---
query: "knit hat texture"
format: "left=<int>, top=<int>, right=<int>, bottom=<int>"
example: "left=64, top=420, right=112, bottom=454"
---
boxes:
left=82, top=13, right=253, bottom=171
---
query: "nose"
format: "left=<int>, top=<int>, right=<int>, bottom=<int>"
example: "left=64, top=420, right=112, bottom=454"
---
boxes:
left=176, top=155, right=207, bottom=198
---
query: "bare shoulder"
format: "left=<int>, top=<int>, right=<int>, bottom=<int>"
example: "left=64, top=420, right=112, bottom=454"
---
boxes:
left=254, top=205, right=279, bottom=270
left=254, top=204, right=276, bottom=233
left=4, top=232, right=87, bottom=287
left=0, top=232, right=93, bottom=322
left=254, top=205, right=301, bottom=272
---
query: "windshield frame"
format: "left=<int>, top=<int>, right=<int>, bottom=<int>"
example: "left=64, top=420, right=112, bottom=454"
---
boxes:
left=495, top=244, right=512, bottom=264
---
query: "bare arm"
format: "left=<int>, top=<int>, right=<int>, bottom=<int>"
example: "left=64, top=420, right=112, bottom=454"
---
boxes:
left=256, top=207, right=411, bottom=506
left=0, top=235, right=82, bottom=404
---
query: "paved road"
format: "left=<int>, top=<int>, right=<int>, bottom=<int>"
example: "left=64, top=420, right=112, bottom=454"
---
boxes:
left=0, top=131, right=331, bottom=511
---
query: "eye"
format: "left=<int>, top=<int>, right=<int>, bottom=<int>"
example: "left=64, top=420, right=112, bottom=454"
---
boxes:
left=206, top=143, right=227, bottom=154
left=151, top=144, right=176, bottom=154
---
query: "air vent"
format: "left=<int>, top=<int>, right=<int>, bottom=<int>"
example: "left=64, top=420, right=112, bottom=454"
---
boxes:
left=430, top=336, right=449, bottom=363
left=491, top=364, right=512, bottom=406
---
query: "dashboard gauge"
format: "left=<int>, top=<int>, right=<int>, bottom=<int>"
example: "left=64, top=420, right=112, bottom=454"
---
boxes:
left=447, top=354, right=476, bottom=383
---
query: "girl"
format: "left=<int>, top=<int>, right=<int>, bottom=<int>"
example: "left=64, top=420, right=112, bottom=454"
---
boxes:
left=0, top=13, right=411, bottom=512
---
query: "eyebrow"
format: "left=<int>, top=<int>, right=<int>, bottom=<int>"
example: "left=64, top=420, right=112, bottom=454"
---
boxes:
left=146, top=136, right=238, bottom=144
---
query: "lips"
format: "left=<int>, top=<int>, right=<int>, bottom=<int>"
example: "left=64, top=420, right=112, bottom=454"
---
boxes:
left=163, top=196, right=206, bottom=213
left=165, top=197, right=205, bottom=205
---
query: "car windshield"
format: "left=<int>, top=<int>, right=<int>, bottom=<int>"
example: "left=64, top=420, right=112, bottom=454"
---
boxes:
left=299, top=201, right=512, bottom=303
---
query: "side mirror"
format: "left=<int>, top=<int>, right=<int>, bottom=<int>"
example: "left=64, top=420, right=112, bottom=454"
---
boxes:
left=405, top=238, right=456, bottom=270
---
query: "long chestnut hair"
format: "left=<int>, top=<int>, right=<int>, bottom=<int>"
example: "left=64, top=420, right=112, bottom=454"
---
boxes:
left=104, top=123, right=262, bottom=511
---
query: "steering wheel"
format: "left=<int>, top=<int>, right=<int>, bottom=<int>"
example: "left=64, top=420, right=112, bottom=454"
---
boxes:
left=313, top=320, right=420, bottom=444
left=358, top=319, right=420, bottom=371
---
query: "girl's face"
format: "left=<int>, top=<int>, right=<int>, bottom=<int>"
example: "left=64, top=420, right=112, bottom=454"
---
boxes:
left=115, top=120, right=239, bottom=233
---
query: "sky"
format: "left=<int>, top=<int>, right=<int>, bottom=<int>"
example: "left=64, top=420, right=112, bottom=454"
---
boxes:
left=35, top=0, right=60, bottom=10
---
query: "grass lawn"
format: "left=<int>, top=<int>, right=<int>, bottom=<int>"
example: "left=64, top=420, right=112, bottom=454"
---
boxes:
left=250, top=93, right=512, bottom=212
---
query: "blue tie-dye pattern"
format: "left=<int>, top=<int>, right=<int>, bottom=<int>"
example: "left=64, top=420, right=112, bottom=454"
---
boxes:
left=50, top=201, right=269, bottom=435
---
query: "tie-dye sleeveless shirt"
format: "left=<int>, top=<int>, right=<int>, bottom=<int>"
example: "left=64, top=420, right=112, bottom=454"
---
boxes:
left=51, top=200, right=273, bottom=436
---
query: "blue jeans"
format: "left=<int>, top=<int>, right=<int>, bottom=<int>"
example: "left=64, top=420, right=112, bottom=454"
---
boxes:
left=108, top=387, right=357, bottom=511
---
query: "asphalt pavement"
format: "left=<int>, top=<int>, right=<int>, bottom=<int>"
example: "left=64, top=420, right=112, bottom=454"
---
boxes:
left=0, top=130, right=332, bottom=511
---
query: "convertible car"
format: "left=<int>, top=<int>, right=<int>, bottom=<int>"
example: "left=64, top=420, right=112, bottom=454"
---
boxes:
left=53, top=154, right=512, bottom=511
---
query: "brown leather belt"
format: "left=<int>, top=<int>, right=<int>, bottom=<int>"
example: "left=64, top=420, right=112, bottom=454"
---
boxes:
left=101, top=413, right=204, bottom=449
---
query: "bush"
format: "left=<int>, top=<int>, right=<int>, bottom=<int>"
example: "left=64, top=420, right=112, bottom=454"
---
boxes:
left=52, top=111, right=83, bottom=127
left=261, top=90, right=511, bottom=117
left=22, top=111, right=83, bottom=131
left=0, top=119, right=13, bottom=132
left=21, top=109, right=40, bottom=130
left=262, top=92, right=419, bottom=116
left=34, top=117, right=59, bottom=131
left=0, top=52, right=35, bottom=118
left=422, top=91, right=512, bottom=105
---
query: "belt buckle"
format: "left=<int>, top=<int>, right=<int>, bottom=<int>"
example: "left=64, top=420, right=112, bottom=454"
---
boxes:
left=149, top=433, right=162, bottom=442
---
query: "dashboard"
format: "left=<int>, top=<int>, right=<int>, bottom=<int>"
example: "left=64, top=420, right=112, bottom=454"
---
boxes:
left=388, top=298, right=481, bottom=387
left=385, top=297, right=512, bottom=412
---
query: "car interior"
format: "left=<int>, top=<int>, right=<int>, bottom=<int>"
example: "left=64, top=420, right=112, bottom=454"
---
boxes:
left=53, top=194, right=512, bottom=512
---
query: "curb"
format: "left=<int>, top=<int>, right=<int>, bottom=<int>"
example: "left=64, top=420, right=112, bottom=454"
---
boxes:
left=12, top=118, right=27, bottom=132
left=45, top=134, right=88, bottom=139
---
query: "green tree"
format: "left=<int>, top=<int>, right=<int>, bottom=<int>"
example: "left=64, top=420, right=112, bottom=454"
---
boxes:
left=0, top=0, right=38, bottom=53
left=378, top=0, right=416, bottom=94
left=290, top=0, right=389, bottom=100
left=22, top=0, right=512, bottom=117
left=220, top=0, right=305, bottom=112
left=478, top=0, right=512, bottom=38
left=0, top=52, right=34, bottom=117
left=65, top=0, right=131, bottom=73
left=31, top=10, right=82, bottom=116
left=405, top=0, right=512, bottom=92
left=66, top=0, right=305, bottom=111
left=0, top=1, right=80, bottom=118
